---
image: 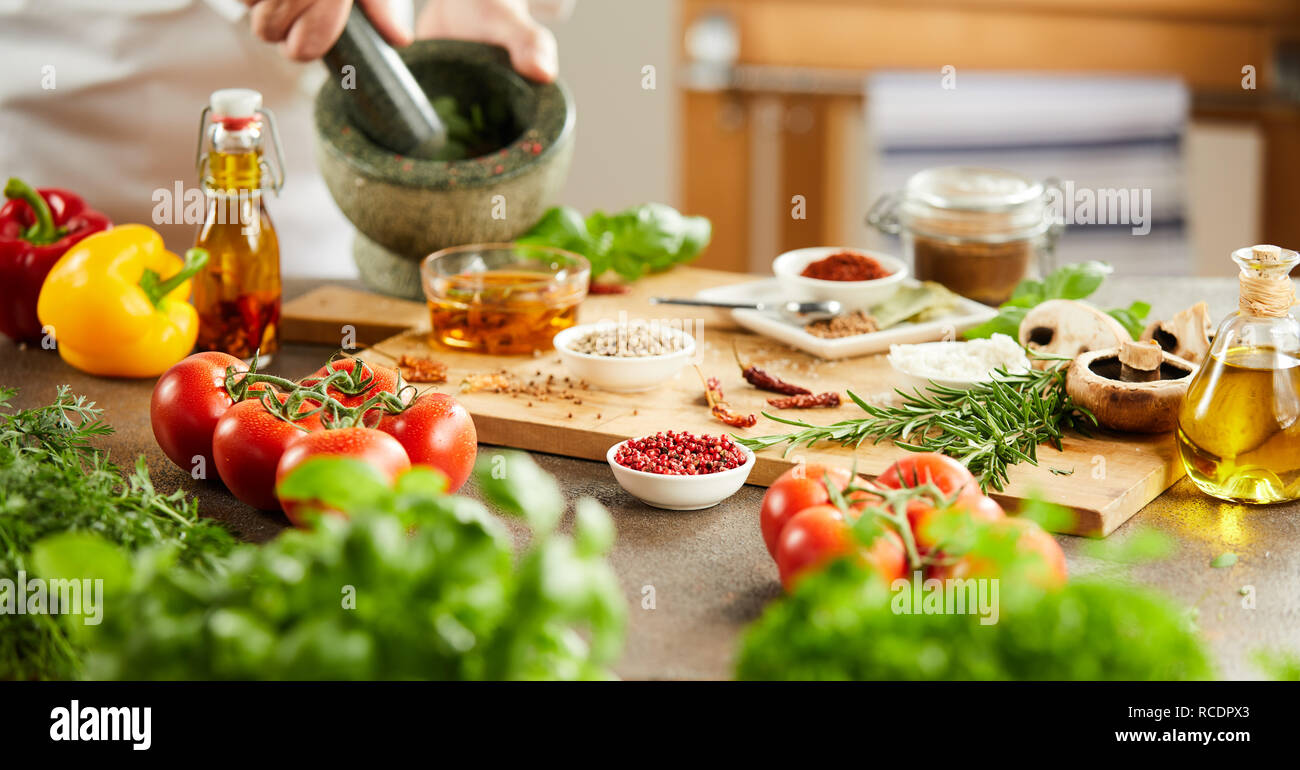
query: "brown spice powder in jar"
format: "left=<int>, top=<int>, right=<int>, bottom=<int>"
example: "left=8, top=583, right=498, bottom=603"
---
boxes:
left=911, top=235, right=1034, bottom=306
left=869, top=168, right=1055, bottom=306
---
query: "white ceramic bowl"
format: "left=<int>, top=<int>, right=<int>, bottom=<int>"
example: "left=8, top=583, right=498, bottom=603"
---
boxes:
left=772, top=247, right=908, bottom=311
left=554, top=322, right=696, bottom=393
left=606, top=439, right=755, bottom=510
left=887, top=340, right=1031, bottom=393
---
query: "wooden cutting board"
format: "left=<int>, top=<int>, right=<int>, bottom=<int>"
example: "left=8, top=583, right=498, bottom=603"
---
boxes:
left=356, top=266, right=1184, bottom=536
left=281, top=285, right=427, bottom=348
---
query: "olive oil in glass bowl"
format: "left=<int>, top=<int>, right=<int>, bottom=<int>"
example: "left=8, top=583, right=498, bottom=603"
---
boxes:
left=1176, top=245, right=1300, bottom=504
left=421, top=244, right=589, bottom=355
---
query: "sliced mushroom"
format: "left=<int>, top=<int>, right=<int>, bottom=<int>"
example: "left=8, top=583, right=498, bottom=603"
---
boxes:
left=1118, top=339, right=1163, bottom=383
left=1018, top=299, right=1129, bottom=366
left=1066, top=347, right=1195, bottom=433
left=1140, top=302, right=1213, bottom=365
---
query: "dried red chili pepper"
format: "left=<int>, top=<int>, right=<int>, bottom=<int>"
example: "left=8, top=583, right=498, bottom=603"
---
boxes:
left=767, top=392, right=841, bottom=409
left=198, top=292, right=280, bottom=360
left=587, top=282, right=630, bottom=295
left=697, top=366, right=756, bottom=428
left=733, top=342, right=811, bottom=396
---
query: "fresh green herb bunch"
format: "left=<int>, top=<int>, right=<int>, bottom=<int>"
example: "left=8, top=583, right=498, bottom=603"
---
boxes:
left=58, top=453, right=625, bottom=681
left=735, top=557, right=1213, bottom=681
left=737, top=360, right=1094, bottom=493
left=964, top=261, right=1151, bottom=340
left=0, top=387, right=233, bottom=681
left=518, top=203, right=711, bottom=282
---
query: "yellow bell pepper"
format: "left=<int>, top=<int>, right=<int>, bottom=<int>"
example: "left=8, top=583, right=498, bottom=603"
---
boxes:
left=37, top=224, right=208, bottom=378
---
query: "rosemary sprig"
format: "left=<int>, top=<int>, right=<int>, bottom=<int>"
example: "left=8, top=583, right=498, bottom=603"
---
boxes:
left=734, top=360, right=1095, bottom=493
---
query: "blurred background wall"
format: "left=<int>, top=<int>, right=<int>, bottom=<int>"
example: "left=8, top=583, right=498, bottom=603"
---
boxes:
left=550, top=0, right=1298, bottom=278
left=550, top=0, right=679, bottom=214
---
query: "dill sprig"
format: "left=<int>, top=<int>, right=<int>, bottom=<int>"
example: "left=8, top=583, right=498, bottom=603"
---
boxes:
left=0, top=386, right=233, bottom=680
left=735, top=361, right=1095, bottom=493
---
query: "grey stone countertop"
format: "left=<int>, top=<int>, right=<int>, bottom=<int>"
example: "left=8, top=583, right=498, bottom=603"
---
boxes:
left=4, top=275, right=1295, bottom=680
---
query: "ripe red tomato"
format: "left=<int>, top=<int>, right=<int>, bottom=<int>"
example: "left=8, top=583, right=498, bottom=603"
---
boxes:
left=908, top=492, right=1005, bottom=552
left=875, top=453, right=978, bottom=498
left=873, top=452, right=1002, bottom=551
left=275, top=427, right=411, bottom=526
left=375, top=392, right=477, bottom=492
left=212, top=399, right=318, bottom=510
left=929, top=518, right=1067, bottom=590
left=150, top=352, right=247, bottom=473
left=774, top=504, right=906, bottom=591
left=300, top=359, right=401, bottom=411
left=759, top=464, right=852, bottom=557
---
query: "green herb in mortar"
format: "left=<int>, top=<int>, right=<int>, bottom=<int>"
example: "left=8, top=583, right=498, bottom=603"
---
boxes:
left=430, top=95, right=497, bottom=160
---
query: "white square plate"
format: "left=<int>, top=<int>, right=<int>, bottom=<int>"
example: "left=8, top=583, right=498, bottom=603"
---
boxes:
left=696, top=279, right=998, bottom=360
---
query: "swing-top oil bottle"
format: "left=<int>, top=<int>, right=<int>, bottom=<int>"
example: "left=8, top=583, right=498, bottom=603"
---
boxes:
left=192, top=88, right=286, bottom=363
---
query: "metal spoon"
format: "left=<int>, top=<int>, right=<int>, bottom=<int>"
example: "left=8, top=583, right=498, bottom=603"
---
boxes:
left=650, top=297, right=843, bottom=322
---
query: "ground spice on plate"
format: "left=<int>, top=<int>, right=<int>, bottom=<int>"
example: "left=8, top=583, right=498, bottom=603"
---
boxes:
left=803, top=311, right=879, bottom=339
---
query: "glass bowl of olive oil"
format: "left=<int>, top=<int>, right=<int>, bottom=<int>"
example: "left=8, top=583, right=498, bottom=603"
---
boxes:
left=421, top=243, right=589, bottom=355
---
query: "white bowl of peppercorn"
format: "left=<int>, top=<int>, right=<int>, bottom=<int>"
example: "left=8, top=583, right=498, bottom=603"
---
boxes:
left=554, top=321, right=696, bottom=393
left=772, top=247, right=907, bottom=312
left=607, top=432, right=756, bottom=510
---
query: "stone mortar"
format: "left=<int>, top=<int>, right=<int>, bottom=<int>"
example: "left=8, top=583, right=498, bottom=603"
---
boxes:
left=315, top=40, right=575, bottom=299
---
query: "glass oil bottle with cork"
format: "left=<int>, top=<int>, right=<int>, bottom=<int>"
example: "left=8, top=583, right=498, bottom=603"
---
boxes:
left=1177, top=244, right=1300, bottom=504
left=192, top=88, right=286, bottom=363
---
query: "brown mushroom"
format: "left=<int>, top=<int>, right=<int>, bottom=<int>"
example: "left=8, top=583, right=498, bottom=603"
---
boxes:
left=1140, top=301, right=1213, bottom=365
left=1066, top=343, right=1195, bottom=433
left=1019, top=299, right=1129, bottom=366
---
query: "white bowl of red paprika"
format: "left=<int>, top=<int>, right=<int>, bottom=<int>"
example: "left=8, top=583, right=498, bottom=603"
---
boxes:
left=772, top=247, right=907, bottom=312
left=606, top=432, right=755, bottom=510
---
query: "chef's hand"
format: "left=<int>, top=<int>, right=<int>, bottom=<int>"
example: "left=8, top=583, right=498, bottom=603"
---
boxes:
left=242, top=0, right=412, bottom=62
left=416, top=0, right=558, bottom=83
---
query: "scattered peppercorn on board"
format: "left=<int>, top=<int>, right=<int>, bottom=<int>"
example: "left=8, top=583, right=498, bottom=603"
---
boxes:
left=357, top=266, right=1184, bottom=536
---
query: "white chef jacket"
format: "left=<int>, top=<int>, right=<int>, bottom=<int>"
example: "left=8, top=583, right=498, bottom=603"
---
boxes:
left=0, top=0, right=413, bottom=278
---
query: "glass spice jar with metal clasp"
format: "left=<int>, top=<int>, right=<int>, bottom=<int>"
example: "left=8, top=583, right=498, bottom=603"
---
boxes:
left=192, top=88, right=287, bottom=364
left=867, top=166, right=1062, bottom=306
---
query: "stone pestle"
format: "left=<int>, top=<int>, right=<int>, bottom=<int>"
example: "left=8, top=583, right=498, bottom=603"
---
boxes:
left=321, top=5, right=447, bottom=160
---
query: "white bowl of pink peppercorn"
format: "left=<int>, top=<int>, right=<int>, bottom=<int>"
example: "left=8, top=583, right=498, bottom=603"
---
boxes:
left=606, top=431, right=756, bottom=511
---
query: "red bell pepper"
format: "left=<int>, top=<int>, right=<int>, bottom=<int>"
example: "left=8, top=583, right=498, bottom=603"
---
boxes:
left=0, top=177, right=112, bottom=343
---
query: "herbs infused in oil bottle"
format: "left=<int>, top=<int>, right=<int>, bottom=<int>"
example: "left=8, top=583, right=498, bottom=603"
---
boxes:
left=1177, top=244, right=1300, bottom=504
